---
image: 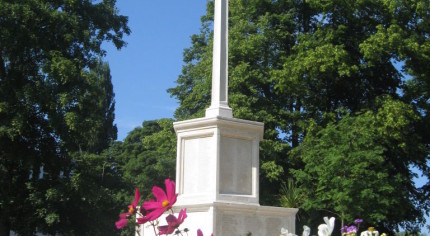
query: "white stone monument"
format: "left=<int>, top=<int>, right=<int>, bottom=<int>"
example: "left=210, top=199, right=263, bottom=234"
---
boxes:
left=139, top=0, right=297, bottom=235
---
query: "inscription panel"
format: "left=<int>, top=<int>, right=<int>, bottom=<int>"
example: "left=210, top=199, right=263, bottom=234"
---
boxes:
left=183, top=137, right=213, bottom=194
left=219, top=137, right=252, bottom=195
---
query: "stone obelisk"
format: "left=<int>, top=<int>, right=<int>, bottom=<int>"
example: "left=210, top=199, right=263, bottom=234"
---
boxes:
left=139, top=0, right=297, bottom=235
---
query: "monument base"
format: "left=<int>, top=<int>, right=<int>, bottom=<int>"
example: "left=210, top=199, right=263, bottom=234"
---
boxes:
left=138, top=202, right=298, bottom=236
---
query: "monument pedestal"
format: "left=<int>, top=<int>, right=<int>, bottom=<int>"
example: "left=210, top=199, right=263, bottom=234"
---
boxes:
left=139, top=0, right=296, bottom=234
left=139, top=202, right=297, bottom=235
left=138, top=116, right=297, bottom=235
left=174, top=116, right=262, bottom=206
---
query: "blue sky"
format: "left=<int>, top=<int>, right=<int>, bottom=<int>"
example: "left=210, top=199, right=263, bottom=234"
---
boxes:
left=103, top=1, right=428, bottom=233
left=103, top=1, right=207, bottom=140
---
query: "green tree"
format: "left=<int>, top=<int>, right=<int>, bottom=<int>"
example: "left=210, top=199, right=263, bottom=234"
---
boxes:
left=111, top=119, right=177, bottom=235
left=23, top=61, right=124, bottom=235
left=293, top=98, right=427, bottom=234
left=120, top=119, right=177, bottom=199
left=48, top=147, right=126, bottom=235
left=68, top=60, right=118, bottom=154
left=0, top=0, right=129, bottom=234
left=169, top=0, right=429, bottom=231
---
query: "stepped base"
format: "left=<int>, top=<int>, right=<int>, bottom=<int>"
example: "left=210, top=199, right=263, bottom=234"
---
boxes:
left=138, top=202, right=298, bottom=236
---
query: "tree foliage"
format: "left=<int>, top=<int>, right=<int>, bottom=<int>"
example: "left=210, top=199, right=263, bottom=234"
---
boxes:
left=0, top=0, right=129, bottom=234
left=111, top=119, right=177, bottom=235
left=119, top=119, right=177, bottom=200
left=293, top=98, right=427, bottom=233
left=168, top=0, right=430, bottom=232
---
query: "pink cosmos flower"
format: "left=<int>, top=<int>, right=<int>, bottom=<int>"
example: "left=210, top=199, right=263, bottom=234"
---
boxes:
left=136, top=215, right=150, bottom=225
left=158, top=208, right=187, bottom=235
left=136, top=206, right=150, bottom=225
left=197, top=229, right=213, bottom=236
left=129, top=188, right=141, bottom=212
left=115, top=188, right=141, bottom=229
left=115, top=217, right=128, bottom=229
left=143, top=179, right=178, bottom=221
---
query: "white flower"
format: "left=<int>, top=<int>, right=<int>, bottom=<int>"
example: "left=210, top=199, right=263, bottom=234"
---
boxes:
left=318, top=224, right=330, bottom=236
left=318, top=217, right=336, bottom=236
left=324, top=217, right=335, bottom=236
left=281, top=227, right=288, bottom=236
left=303, top=225, right=311, bottom=236
left=360, top=230, right=379, bottom=236
left=280, top=227, right=298, bottom=236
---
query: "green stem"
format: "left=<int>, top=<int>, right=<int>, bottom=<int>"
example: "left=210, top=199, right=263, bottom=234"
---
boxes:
left=151, top=222, right=158, bottom=236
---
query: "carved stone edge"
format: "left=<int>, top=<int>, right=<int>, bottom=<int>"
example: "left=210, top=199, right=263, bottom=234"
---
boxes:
left=173, top=116, right=264, bottom=139
left=172, top=202, right=298, bottom=216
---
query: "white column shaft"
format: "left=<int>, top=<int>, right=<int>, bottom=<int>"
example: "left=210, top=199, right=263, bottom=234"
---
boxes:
left=206, top=0, right=232, bottom=118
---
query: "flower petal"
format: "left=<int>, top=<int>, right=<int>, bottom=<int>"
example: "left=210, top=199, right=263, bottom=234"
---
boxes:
left=165, top=179, right=178, bottom=207
left=165, top=214, right=177, bottom=226
left=143, top=199, right=161, bottom=211
left=137, top=215, right=150, bottom=225
left=119, top=212, right=130, bottom=219
left=165, top=179, right=175, bottom=199
left=131, top=188, right=141, bottom=207
left=145, top=208, right=166, bottom=221
left=158, top=225, right=169, bottom=234
left=169, top=193, right=178, bottom=207
left=152, top=185, right=167, bottom=202
left=178, top=208, right=187, bottom=224
left=158, top=225, right=175, bottom=235
left=115, top=219, right=128, bottom=229
left=197, top=229, right=203, bottom=236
